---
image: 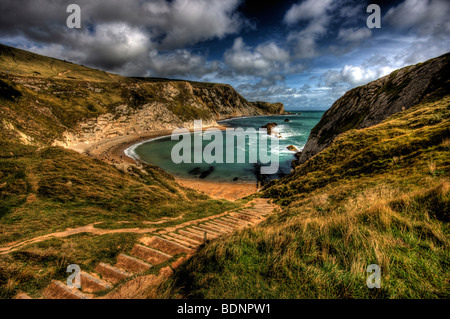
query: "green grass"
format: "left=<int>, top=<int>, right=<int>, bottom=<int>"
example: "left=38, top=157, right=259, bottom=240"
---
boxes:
left=149, top=95, right=450, bottom=299
left=0, top=141, right=239, bottom=245
left=0, top=44, right=123, bottom=82
left=0, top=139, right=240, bottom=298
left=0, top=232, right=139, bottom=299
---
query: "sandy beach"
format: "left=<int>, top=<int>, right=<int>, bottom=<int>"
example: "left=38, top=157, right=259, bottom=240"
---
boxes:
left=75, top=126, right=259, bottom=201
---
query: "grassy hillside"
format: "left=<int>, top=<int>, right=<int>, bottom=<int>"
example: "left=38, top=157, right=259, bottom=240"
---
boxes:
left=0, top=44, right=285, bottom=299
left=0, top=139, right=240, bottom=298
left=0, top=44, right=284, bottom=146
left=153, top=93, right=449, bottom=298
left=0, top=44, right=123, bottom=82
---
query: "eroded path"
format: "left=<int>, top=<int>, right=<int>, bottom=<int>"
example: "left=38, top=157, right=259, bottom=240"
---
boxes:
left=0, top=215, right=185, bottom=255
left=14, top=198, right=279, bottom=299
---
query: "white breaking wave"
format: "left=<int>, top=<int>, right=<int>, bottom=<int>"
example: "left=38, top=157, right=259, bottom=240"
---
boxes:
left=124, top=133, right=174, bottom=161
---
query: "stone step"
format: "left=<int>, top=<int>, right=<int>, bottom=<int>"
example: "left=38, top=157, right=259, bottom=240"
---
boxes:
left=43, top=280, right=90, bottom=299
left=251, top=208, right=272, bottom=215
left=131, top=244, right=172, bottom=265
left=140, top=236, right=193, bottom=255
left=178, top=229, right=206, bottom=242
left=253, top=205, right=273, bottom=209
left=116, top=253, right=152, bottom=273
left=161, top=234, right=199, bottom=249
left=223, top=216, right=253, bottom=226
left=196, top=224, right=229, bottom=234
left=15, top=292, right=32, bottom=299
left=213, top=218, right=240, bottom=227
left=204, top=222, right=233, bottom=233
left=253, top=203, right=273, bottom=208
left=252, top=198, right=270, bottom=202
left=216, top=218, right=243, bottom=229
left=239, top=210, right=262, bottom=217
left=95, top=262, right=133, bottom=284
left=80, top=271, right=113, bottom=293
left=208, top=220, right=235, bottom=231
left=191, top=225, right=223, bottom=236
left=187, top=226, right=220, bottom=237
left=185, top=227, right=218, bottom=239
left=168, top=232, right=203, bottom=245
left=233, top=212, right=261, bottom=222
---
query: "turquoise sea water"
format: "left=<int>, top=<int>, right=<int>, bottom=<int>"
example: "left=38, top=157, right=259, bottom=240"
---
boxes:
left=126, top=111, right=324, bottom=183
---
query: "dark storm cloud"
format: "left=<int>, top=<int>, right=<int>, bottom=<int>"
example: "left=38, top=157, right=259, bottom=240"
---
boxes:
left=0, top=0, right=245, bottom=75
left=0, top=0, right=448, bottom=109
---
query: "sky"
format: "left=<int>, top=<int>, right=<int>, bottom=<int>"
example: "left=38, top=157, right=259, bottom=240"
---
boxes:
left=0, top=0, right=449, bottom=110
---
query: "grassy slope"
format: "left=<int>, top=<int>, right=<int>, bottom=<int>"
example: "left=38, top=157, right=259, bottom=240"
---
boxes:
left=0, top=44, right=276, bottom=299
left=0, top=140, right=240, bottom=298
left=156, top=94, right=450, bottom=299
left=0, top=44, right=123, bottom=82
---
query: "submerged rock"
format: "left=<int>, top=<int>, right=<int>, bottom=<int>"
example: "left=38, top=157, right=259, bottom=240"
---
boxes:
left=189, top=167, right=201, bottom=175
left=287, top=145, right=299, bottom=152
left=199, top=166, right=214, bottom=179
left=261, top=122, right=281, bottom=138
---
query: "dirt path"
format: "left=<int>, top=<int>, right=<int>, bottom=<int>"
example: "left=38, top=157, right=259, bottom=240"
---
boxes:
left=0, top=197, right=266, bottom=256
left=0, top=215, right=185, bottom=255
left=13, top=198, right=279, bottom=299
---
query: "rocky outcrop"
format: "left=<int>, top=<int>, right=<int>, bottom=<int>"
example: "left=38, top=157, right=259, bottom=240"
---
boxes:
left=299, top=52, right=450, bottom=164
left=286, top=145, right=299, bottom=152
left=192, top=84, right=281, bottom=120
left=251, top=101, right=286, bottom=115
left=261, top=123, right=281, bottom=138
left=53, top=81, right=285, bottom=148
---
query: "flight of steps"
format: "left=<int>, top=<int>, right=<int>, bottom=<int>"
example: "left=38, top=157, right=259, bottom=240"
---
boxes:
left=20, top=198, right=277, bottom=299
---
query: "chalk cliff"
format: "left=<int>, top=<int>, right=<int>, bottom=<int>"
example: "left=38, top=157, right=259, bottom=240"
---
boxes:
left=0, top=44, right=284, bottom=148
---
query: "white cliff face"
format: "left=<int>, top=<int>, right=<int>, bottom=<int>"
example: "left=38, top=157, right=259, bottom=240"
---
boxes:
left=52, top=80, right=284, bottom=148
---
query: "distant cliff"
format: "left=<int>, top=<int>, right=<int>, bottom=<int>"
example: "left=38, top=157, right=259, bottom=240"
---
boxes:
left=0, top=44, right=284, bottom=148
left=299, top=52, right=450, bottom=164
left=250, top=101, right=286, bottom=115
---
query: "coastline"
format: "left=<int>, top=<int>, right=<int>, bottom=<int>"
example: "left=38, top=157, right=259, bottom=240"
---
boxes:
left=74, top=123, right=259, bottom=201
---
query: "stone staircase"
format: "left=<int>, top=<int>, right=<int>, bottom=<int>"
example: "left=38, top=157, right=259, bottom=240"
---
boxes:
left=17, top=198, right=277, bottom=299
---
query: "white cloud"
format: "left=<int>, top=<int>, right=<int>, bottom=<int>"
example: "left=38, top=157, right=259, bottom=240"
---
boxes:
left=284, top=0, right=333, bottom=59
left=283, top=0, right=333, bottom=25
left=0, top=0, right=246, bottom=74
left=155, top=0, right=245, bottom=49
left=322, top=64, right=395, bottom=90
left=82, top=23, right=151, bottom=68
left=224, top=38, right=291, bottom=76
left=338, top=28, right=372, bottom=42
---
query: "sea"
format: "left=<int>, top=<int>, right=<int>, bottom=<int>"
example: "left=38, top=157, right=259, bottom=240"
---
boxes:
left=126, top=111, right=324, bottom=183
